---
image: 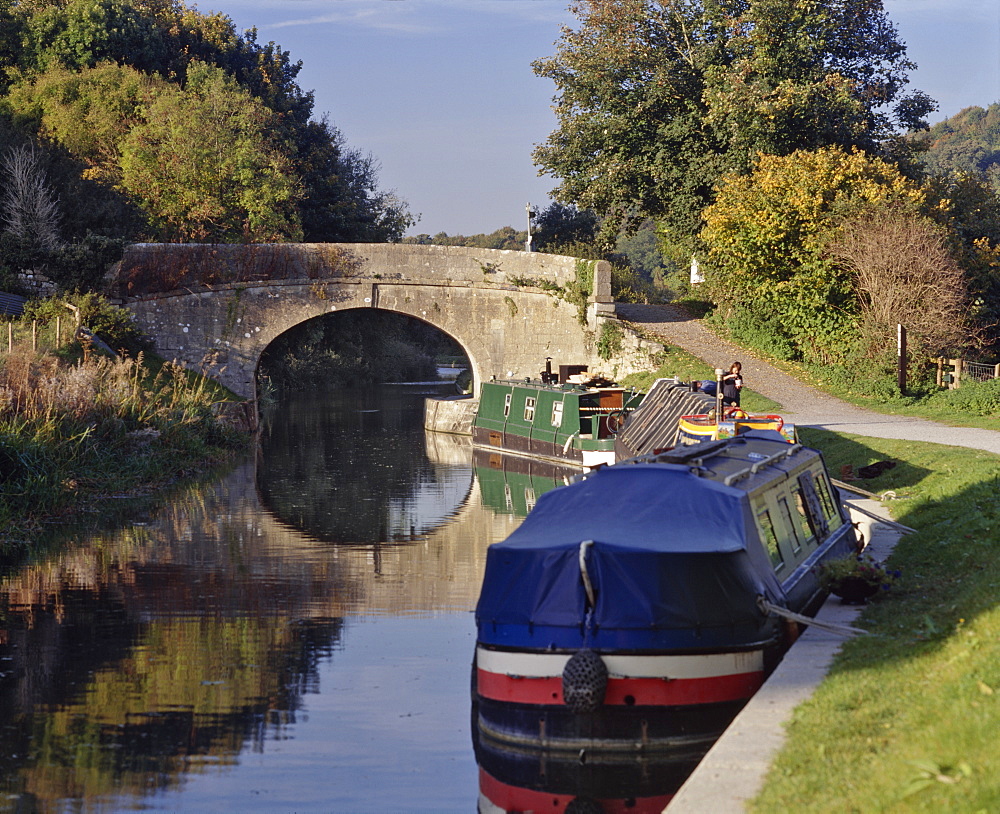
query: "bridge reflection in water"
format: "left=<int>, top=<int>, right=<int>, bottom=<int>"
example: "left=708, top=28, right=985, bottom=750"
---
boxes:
left=0, top=386, right=704, bottom=812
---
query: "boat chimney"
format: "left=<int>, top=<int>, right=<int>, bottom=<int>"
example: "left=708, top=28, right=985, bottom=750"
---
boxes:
left=542, top=357, right=558, bottom=385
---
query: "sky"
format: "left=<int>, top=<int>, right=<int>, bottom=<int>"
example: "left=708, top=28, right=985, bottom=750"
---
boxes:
left=200, top=0, right=1000, bottom=238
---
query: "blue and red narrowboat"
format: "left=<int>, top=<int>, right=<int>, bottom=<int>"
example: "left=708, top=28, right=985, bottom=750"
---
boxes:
left=473, top=432, right=857, bottom=754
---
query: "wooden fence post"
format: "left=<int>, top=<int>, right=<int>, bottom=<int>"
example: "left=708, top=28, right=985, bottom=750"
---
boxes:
left=953, top=358, right=963, bottom=389
left=32, top=320, right=37, bottom=351
left=897, top=324, right=907, bottom=396
left=936, top=357, right=944, bottom=388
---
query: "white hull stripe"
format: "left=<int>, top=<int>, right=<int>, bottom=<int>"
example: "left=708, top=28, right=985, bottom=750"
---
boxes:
left=476, top=646, right=763, bottom=680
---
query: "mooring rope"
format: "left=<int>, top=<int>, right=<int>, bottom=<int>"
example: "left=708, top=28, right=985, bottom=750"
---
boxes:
left=757, top=597, right=869, bottom=637
left=844, top=502, right=917, bottom=535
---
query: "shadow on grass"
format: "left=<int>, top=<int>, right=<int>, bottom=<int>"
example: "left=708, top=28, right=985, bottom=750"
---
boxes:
left=799, top=427, right=1000, bottom=665
left=798, top=427, right=934, bottom=495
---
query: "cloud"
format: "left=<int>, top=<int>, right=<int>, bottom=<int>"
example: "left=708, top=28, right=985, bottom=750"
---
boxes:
left=236, top=0, right=573, bottom=36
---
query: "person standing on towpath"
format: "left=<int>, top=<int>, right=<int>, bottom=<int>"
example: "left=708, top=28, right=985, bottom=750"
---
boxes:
left=722, top=361, right=743, bottom=407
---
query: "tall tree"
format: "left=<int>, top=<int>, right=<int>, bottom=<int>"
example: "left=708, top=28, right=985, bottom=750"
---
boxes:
left=118, top=61, right=302, bottom=242
left=533, top=0, right=934, bottom=254
left=2, top=0, right=411, bottom=244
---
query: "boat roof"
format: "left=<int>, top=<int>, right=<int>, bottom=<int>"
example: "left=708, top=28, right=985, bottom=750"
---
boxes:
left=495, top=434, right=806, bottom=557
left=476, top=434, right=808, bottom=647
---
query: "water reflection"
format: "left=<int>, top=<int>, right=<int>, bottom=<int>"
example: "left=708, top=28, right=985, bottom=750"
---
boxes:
left=474, top=729, right=704, bottom=814
left=257, top=384, right=474, bottom=543
left=0, top=387, right=703, bottom=812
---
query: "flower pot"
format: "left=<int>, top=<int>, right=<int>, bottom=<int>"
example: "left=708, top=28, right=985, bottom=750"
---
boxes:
left=830, top=576, right=880, bottom=605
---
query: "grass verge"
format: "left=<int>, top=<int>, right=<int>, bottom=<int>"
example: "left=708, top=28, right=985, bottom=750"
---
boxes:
left=751, top=428, right=1000, bottom=812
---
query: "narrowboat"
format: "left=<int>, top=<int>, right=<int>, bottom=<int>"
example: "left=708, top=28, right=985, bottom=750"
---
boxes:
left=473, top=448, right=579, bottom=518
left=614, top=377, right=795, bottom=460
left=472, top=365, right=642, bottom=469
left=473, top=432, right=857, bottom=754
left=474, top=723, right=703, bottom=814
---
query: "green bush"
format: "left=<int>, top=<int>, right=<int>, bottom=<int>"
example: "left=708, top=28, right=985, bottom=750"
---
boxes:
left=46, top=234, right=128, bottom=293
left=22, top=293, right=146, bottom=354
left=927, top=377, right=1000, bottom=416
left=712, top=305, right=799, bottom=361
left=597, top=320, right=624, bottom=360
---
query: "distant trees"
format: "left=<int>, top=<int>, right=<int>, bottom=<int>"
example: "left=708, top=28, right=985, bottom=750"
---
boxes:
left=402, top=226, right=526, bottom=251
left=531, top=202, right=597, bottom=253
left=917, top=103, right=1000, bottom=193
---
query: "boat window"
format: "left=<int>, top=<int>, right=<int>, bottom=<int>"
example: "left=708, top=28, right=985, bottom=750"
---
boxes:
left=812, top=471, right=843, bottom=530
left=757, top=509, right=784, bottom=571
left=503, top=393, right=512, bottom=418
left=791, top=487, right=818, bottom=547
left=523, top=397, right=536, bottom=422
left=777, top=496, right=802, bottom=555
left=551, top=400, right=564, bottom=427
left=796, top=471, right=829, bottom=540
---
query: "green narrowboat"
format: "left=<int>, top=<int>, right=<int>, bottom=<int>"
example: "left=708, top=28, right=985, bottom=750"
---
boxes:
left=472, top=374, right=643, bottom=469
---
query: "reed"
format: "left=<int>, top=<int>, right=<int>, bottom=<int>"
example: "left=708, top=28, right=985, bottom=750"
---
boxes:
left=0, top=344, right=247, bottom=552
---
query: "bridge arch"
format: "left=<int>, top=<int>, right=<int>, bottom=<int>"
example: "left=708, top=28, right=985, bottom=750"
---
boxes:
left=258, top=306, right=475, bottom=391
left=114, top=243, right=624, bottom=400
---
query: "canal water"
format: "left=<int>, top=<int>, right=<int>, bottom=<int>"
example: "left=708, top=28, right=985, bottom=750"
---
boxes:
left=0, top=385, right=699, bottom=813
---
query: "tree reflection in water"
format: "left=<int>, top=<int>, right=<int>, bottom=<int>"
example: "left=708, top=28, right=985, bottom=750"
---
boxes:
left=0, top=386, right=488, bottom=810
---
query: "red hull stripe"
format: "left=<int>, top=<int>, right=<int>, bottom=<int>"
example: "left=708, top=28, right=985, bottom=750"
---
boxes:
left=478, top=768, right=673, bottom=814
left=475, top=646, right=767, bottom=707
left=477, top=667, right=764, bottom=706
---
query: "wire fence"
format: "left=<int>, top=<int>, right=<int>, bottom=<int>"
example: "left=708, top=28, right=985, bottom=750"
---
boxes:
left=2, top=318, right=75, bottom=355
left=936, top=358, right=1000, bottom=389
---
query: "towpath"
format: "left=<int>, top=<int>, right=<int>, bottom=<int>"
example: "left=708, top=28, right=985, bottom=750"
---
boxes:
left=615, top=303, right=1000, bottom=455
left=613, top=303, right=1000, bottom=811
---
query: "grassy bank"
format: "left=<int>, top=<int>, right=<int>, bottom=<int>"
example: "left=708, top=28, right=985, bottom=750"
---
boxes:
left=753, top=429, right=1000, bottom=812
left=0, top=344, right=248, bottom=556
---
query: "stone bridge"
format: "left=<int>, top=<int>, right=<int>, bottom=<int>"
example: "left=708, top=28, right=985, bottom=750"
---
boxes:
left=113, top=243, right=655, bottom=400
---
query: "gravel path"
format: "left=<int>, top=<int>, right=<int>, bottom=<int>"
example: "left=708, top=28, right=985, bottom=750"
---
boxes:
left=615, top=303, right=1000, bottom=455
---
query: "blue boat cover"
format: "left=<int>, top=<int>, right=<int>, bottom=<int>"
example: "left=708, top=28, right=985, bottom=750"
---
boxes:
left=475, top=463, right=785, bottom=650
